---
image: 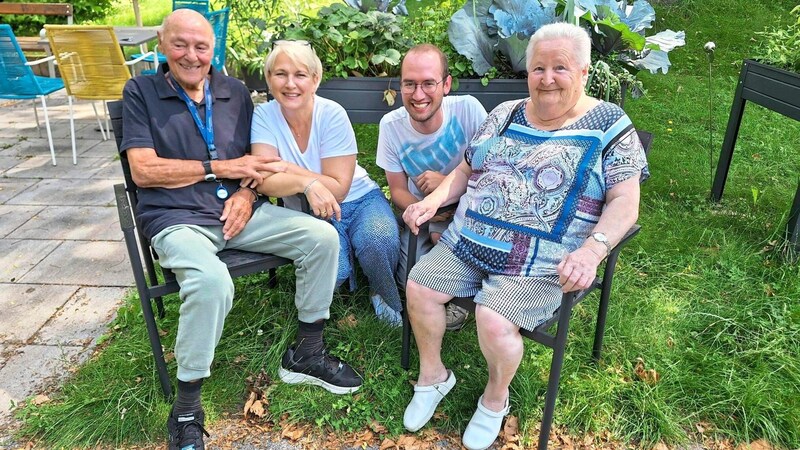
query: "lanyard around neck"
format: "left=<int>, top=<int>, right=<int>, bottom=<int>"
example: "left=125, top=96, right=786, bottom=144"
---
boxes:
left=171, top=74, right=218, bottom=160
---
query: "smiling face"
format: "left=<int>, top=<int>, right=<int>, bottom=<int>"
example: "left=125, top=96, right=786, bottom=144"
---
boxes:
left=400, top=49, right=451, bottom=133
left=159, top=10, right=214, bottom=94
left=267, top=52, right=318, bottom=113
left=527, top=38, right=588, bottom=120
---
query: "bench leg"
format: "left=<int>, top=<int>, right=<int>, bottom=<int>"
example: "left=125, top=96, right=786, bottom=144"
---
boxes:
left=787, top=180, right=800, bottom=249
left=592, top=249, right=621, bottom=361
left=141, top=293, right=173, bottom=398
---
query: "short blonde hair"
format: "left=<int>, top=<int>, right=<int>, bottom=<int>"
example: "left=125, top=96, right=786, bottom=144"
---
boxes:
left=526, top=23, right=592, bottom=71
left=263, top=41, right=323, bottom=89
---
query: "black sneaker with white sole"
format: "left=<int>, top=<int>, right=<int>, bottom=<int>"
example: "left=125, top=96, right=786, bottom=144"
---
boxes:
left=279, top=347, right=363, bottom=394
left=167, top=407, right=209, bottom=450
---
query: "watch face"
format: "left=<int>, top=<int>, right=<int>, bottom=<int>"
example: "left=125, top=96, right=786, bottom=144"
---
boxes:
left=204, top=173, right=217, bottom=182
left=592, top=232, right=608, bottom=243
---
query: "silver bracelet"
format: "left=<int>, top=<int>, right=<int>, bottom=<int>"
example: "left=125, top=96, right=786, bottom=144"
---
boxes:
left=303, top=178, right=319, bottom=195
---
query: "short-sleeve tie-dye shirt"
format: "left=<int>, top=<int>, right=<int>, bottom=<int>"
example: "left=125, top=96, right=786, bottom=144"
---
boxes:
left=440, top=99, right=650, bottom=277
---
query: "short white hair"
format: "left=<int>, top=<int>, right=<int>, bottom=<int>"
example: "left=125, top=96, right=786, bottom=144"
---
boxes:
left=526, top=22, right=592, bottom=70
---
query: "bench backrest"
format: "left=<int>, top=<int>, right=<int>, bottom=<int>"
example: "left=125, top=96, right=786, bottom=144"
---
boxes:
left=0, top=3, right=74, bottom=24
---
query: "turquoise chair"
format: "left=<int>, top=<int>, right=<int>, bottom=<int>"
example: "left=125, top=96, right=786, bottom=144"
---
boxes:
left=173, top=0, right=209, bottom=14
left=0, top=24, right=67, bottom=165
left=136, top=8, right=229, bottom=75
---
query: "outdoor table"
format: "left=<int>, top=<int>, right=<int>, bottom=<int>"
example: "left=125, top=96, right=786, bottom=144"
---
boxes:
left=38, top=26, right=159, bottom=76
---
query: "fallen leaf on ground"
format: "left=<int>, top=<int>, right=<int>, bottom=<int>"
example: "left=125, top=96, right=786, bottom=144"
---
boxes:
left=652, top=442, right=669, bottom=450
left=280, top=424, right=305, bottom=441
left=634, top=357, right=661, bottom=384
left=31, top=394, right=50, bottom=406
left=736, top=439, right=772, bottom=450
left=370, top=420, right=387, bottom=434
left=380, top=438, right=397, bottom=449
left=337, top=314, right=358, bottom=329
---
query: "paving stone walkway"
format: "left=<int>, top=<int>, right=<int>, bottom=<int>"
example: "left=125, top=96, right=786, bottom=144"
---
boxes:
left=0, top=92, right=133, bottom=429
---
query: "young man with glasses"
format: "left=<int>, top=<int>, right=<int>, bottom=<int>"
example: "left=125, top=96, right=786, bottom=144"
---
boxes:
left=376, top=44, right=487, bottom=331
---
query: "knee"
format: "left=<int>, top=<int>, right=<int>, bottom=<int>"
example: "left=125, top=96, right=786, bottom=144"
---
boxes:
left=405, top=280, right=428, bottom=311
left=310, top=221, right=340, bottom=257
left=181, top=267, right=234, bottom=307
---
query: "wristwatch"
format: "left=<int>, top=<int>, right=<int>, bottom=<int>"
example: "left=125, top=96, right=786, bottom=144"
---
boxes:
left=590, top=232, right=611, bottom=257
left=202, top=160, right=216, bottom=182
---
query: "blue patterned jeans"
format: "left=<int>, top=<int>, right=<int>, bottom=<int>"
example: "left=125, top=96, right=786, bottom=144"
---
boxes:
left=331, top=188, right=402, bottom=312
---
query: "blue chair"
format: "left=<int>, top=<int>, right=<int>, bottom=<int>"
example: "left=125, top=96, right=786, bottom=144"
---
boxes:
left=206, top=8, right=229, bottom=74
left=173, top=0, right=209, bottom=14
left=0, top=24, right=68, bottom=165
left=136, top=8, right=229, bottom=75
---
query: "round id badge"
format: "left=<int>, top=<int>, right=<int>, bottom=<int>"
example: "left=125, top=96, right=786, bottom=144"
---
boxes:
left=216, top=183, right=229, bottom=199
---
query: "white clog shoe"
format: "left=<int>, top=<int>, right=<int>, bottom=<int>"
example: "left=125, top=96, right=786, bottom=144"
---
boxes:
left=462, top=395, right=510, bottom=450
left=403, top=370, right=456, bottom=432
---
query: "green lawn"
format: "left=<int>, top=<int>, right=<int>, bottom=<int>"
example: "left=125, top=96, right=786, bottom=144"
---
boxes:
left=13, top=0, right=800, bottom=448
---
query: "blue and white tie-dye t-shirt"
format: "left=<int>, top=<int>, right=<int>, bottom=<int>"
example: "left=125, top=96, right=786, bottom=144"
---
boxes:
left=377, top=95, right=487, bottom=200
left=440, top=99, right=650, bottom=277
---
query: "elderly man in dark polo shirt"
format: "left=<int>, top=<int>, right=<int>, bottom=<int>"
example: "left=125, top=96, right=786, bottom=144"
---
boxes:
left=120, top=9, right=362, bottom=450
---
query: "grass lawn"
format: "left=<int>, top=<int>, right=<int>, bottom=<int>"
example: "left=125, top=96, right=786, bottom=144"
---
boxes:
left=13, top=0, right=800, bottom=448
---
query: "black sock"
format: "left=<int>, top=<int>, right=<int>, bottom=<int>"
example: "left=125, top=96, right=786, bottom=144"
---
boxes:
left=173, top=379, right=203, bottom=415
left=294, top=319, right=325, bottom=360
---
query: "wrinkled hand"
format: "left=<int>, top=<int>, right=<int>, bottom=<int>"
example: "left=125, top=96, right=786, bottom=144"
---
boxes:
left=556, top=247, right=602, bottom=292
left=414, top=170, right=446, bottom=195
left=220, top=189, right=254, bottom=240
left=219, top=155, right=286, bottom=187
left=305, top=181, right=341, bottom=221
left=402, top=199, right=441, bottom=235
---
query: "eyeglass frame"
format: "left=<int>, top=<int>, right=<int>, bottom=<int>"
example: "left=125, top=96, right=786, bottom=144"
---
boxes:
left=399, top=79, right=445, bottom=94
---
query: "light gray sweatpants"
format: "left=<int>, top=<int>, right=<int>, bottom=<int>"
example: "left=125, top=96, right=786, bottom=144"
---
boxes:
left=151, top=203, right=339, bottom=382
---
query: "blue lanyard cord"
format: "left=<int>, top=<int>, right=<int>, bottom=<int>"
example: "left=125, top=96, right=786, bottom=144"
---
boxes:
left=170, top=74, right=218, bottom=160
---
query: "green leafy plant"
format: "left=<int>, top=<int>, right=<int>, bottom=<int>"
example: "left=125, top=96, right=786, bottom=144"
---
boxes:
left=754, top=5, right=800, bottom=72
left=223, top=0, right=332, bottom=76
left=276, top=3, right=413, bottom=80
left=401, top=0, right=481, bottom=88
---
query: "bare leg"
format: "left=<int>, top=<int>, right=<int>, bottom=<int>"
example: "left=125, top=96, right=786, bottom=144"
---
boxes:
left=475, top=305, right=523, bottom=411
left=406, top=279, right=452, bottom=385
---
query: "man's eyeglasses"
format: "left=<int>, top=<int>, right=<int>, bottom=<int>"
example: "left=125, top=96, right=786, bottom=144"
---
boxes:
left=271, top=39, right=312, bottom=49
left=400, top=79, right=444, bottom=94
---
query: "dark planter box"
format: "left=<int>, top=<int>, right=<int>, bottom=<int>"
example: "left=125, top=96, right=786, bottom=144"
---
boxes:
left=238, top=71, right=529, bottom=124
left=317, top=77, right=529, bottom=123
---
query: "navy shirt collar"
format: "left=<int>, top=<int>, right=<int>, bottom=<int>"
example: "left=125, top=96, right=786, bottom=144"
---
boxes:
left=154, top=63, right=231, bottom=101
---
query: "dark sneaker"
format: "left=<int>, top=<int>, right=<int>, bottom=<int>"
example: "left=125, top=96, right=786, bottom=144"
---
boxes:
left=167, top=408, right=209, bottom=450
left=445, top=302, right=469, bottom=331
left=279, top=347, right=363, bottom=394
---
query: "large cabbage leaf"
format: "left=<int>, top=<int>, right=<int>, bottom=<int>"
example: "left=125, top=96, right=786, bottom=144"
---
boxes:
left=497, top=33, right=530, bottom=72
left=644, top=29, right=686, bottom=52
left=627, top=49, right=672, bottom=73
left=448, top=0, right=497, bottom=76
left=490, top=0, right=557, bottom=39
left=591, top=17, right=646, bottom=55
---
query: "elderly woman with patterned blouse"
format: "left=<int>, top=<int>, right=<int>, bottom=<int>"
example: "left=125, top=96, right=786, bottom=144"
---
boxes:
left=399, top=23, right=650, bottom=450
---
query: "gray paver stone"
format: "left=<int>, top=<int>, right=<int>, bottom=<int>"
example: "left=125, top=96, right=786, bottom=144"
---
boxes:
left=0, top=239, right=60, bottom=283
left=19, top=240, right=133, bottom=287
left=0, top=205, right=44, bottom=238
left=0, top=178, right=38, bottom=204
left=0, top=344, right=83, bottom=420
left=5, top=178, right=116, bottom=206
left=36, top=286, right=126, bottom=346
left=8, top=205, right=122, bottom=241
left=0, top=156, right=26, bottom=175
left=0, top=283, right=77, bottom=343
left=3, top=155, right=117, bottom=180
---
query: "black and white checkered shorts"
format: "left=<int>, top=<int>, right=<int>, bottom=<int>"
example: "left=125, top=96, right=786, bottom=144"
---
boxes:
left=409, top=244, right=562, bottom=331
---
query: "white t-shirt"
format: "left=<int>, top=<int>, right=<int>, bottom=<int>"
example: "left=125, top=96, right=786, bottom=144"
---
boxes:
left=376, top=95, right=487, bottom=200
left=251, top=95, right=379, bottom=209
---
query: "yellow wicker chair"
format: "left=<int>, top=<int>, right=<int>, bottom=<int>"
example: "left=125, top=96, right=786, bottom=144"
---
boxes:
left=44, top=25, right=153, bottom=164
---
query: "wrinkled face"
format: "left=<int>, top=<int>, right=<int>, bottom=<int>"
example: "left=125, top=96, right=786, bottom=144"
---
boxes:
left=160, top=16, right=214, bottom=92
left=268, top=53, right=318, bottom=111
left=400, top=50, right=451, bottom=127
left=527, top=38, right=587, bottom=115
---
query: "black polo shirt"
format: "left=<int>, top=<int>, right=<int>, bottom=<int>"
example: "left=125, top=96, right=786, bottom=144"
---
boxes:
left=121, top=64, right=254, bottom=239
